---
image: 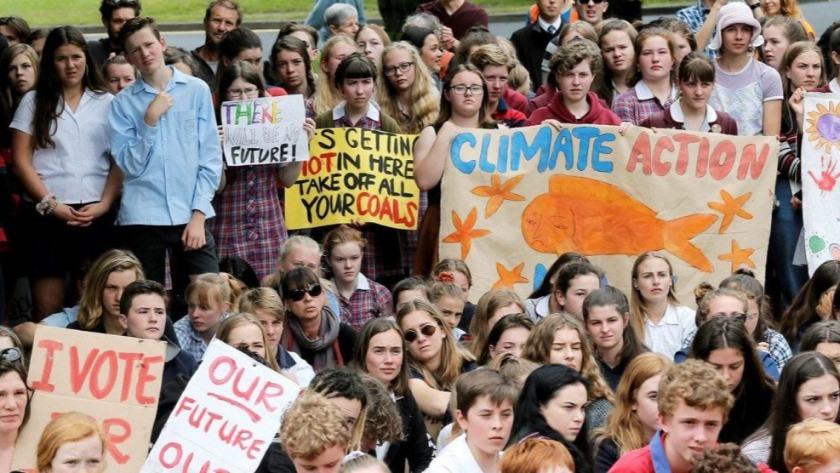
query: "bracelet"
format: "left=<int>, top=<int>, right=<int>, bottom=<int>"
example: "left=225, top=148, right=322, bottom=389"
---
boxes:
left=44, top=200, right=59, bottom=216
left=35, top=193, right=56, bottom=215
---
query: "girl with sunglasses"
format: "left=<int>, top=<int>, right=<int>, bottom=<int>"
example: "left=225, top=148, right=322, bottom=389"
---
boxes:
left=396, top=298, right=476, bottom=439
left=280, top=267, right=357, bottom=373
left=323, top=224, right=393, bottom=331
left=689, top=316, right=776, bottom=444
left=351, top=318, right=435, bottom=472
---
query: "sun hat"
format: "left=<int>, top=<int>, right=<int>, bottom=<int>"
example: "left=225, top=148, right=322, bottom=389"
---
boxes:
left=708, top=2, right=764, bottom=51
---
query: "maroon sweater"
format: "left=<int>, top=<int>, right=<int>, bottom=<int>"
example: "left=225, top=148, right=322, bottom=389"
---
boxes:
left=639, top=102, right=738, bottom=135
left=526, top=91, right=621, bottom=126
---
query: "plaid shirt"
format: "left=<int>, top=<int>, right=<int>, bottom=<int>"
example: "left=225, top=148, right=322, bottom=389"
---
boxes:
left=612, top=81, right=678, bottom=125
left=173, top=316, right=210, bottom=363
left=676, top=0, right=718, bottom=58
left=335, top=273, right=394, bottom=330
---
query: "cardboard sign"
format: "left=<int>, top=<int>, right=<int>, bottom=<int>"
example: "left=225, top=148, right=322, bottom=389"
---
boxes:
left=285, top=128, right=420, bottom=230
left=221, top=95, right=309, bottom=166
left=439, top=124, right=779, bottom=305
left=141, top=340, right=299, bottom=473
left=12, top=326, right=166, bottom=472
left=802, top=93, right=840, bottom=273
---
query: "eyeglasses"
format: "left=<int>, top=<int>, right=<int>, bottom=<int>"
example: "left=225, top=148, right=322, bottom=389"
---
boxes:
left=227, top=86, right=259, bottom=98
left=0, top=347, right=21, bottom=364
left=579, top=0, right=607, bottom=4
left=448, top=84, right=484, bottom=95
left=404, top=324, right=437, bottom=343
left=384, top=61, right=414, bottom=76
left=286, top=283, right=323, bottom=301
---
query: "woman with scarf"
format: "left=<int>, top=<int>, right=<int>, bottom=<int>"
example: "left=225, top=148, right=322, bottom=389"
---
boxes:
left=281, top=267, right=357, bottom=372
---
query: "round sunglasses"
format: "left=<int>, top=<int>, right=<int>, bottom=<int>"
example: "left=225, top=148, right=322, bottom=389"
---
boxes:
left=403, top=324, right=437, bottom=343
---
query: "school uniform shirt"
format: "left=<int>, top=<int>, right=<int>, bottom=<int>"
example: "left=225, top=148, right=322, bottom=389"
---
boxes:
left=527, top=91, right=622, bottom=126
left=525, top=294, right=551, bottom=322
left=424, top=433, right=495, bottom=473
left=333, top=273, right=394, bottom=331
left=173, top=313, right=229, bottom=363
left=109, top=66, right=222, bottom=226
left=639, top=99, right=738, bottom=135
left=612, top=81, right=679, bottom=126
left=709, top=58, right=783, bottom=137
left=643, top=304, right=695, bottom=360
left=510, top=21, right=559, bottom=92
left=607, top=430, right=670, bottom=473
left=11, top=90, right=113, bottom=204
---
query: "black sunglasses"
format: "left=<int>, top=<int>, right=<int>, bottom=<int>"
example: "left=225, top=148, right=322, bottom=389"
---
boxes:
left=0, top=347, right=22, bottom=364
left=286, top=283, right=323, bottom=301
left=404, top=324, right=437, bottom=343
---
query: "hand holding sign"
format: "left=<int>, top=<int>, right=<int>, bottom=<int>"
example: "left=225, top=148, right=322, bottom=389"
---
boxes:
left=221, top=95, right=310, bottom=167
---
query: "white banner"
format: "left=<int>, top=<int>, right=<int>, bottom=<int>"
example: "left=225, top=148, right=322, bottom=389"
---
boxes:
left=142, top=340, right=299, bottom=472
left=801, top=93, right=840, bottom=274
left=221, top=94, right=309, bottom=166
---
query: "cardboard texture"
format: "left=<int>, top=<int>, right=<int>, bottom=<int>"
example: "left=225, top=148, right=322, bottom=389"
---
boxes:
left=439, top=124, right=779, bottom=306
left=12, top=326, right=166, bottom=472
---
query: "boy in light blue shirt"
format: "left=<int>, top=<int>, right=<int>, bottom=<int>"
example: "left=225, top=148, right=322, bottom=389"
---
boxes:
left=109, top=17, right=222, bottom=310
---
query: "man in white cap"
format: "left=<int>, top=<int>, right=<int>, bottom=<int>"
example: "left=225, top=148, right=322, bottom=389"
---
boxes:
left=706, top=1, right=782, bottom=138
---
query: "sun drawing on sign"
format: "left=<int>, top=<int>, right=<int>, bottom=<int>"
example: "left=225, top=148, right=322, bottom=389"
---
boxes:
left=805, top=101, right=840, bottom=153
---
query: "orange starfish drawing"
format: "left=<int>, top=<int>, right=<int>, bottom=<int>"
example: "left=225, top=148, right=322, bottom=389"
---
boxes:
left=442, top=207, right=491, bottom=260
left=471, top=173, right=526, bottom=218
left=718, top=240, right=756, bottom=273
left=491, top=262, right=529, bottom=290
left=707, top=190, right=753, bottom=233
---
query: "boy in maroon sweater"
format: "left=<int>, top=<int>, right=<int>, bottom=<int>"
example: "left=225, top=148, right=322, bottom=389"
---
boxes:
left=527, top=40, right=622, bottom=126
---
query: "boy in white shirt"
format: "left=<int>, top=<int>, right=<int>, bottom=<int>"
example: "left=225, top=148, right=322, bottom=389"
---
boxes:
left=426, top=368, right=518, bottom=473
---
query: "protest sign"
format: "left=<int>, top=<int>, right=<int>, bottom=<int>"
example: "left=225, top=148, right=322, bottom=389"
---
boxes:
left=141, top=339, right=298, bottom=473
left=285, top=128, right=420, bottom=230
left=802, top=93, right=840, bottom=274
left=439, top=124, right=778, bottom=305
left=12, top=326, right=166, bottom=473
left=221, top=95, right=309, bottom=166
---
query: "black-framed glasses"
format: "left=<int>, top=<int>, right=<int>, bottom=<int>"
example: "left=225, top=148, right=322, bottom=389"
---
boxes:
left=227, top=86, right=259, bottom=98
left=580, top=0, right=607, bottom=4
left=404, top=324, right=436, bottom=343
left=0, top=347, right=22, bottom=364
left=448, top=84, right=484, bottom=95
left=286, top=283, right=323, bottom=301
left=384, top=61, right=414, bottom=76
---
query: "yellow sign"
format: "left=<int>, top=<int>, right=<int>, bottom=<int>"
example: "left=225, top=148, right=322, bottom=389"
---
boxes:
left=286, top=128, right=420, bottom=230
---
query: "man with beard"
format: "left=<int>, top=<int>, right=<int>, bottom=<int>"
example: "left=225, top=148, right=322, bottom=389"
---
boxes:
left=191, top=0, right=242, bottom=85
left=88, top=0, right=141, bottom=68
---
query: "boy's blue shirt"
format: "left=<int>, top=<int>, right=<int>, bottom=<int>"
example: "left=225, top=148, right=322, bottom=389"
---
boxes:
left=109, top=66, right=222, bottom=226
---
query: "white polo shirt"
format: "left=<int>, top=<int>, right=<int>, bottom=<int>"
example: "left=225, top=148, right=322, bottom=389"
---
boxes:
left=644, top=304, right=696, bottom=360
left=11, top=89, right=113, bottom=204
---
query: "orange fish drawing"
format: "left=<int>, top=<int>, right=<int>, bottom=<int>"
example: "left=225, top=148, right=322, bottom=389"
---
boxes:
left=522, top=175, right=718, bottom=272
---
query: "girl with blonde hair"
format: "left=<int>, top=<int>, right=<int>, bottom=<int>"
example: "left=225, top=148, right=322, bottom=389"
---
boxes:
left=311, top=34, right=358, bottom=116
left=217, top=312, right=281, bottom=372
left=378, top=41, right=440, bottom=134
left=522, top=312, right=615, bottom=429
left=69, top=249, right=144, bottom=334
left=396, top=298, right=475, bottom=438
left=592, top=353, right=672, bottom=471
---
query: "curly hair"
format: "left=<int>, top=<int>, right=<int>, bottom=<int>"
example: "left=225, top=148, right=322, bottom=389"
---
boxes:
left=658, top=359, right=733, bottom=421
left=692, top=443, right=759, bottom=473
left=280, top=392, right=351, bottom=460
left=358, top=372, right=403, bottom=445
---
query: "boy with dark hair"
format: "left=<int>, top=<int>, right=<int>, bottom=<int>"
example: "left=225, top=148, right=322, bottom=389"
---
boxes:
left=609, top=360, right=734, bottom=473
left=510, top=0, right=563, bottom=92
left=110, top=17, right=222, bottom=316
left=527, top=41, right=621, bottom=126
left=88, top=0, right=141, bottom=67
left=426, top=368, right=518, bottom=473
left=119, top=280, right=197, bottom=386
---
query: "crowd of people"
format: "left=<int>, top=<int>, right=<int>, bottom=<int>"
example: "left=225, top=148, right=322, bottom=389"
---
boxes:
left=0, top=0, right=839, bottom=471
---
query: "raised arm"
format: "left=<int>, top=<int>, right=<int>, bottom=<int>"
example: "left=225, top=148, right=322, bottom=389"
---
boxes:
left=413, top=122, right=459, bottom=191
